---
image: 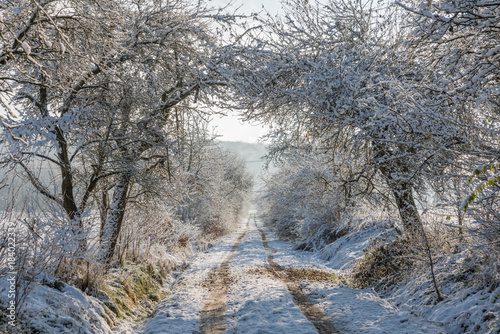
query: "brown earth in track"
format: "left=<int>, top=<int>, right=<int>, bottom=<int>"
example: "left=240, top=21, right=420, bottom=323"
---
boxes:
left=199, top=218, right=339, bottom=334
left=255, top=219, right=340, bottom=334
left=246, top=266, right=342, bottom=284
left=199, top=221, right=249, bottom=334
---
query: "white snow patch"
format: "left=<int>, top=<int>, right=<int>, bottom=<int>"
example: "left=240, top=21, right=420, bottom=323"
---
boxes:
left=253, top=220, right=445, bottom=333
left=318, top=227, right=397, bottom=270
left=226, top=225, right=317, bottom=333
left=306, top=282, right=446, bottom=333
left=0, top=278, right=113, bottom=334
left=225, top=275, right=317, bottom=334
left=143, top=223, right=248, bottom=334
left=143, top=283, right=207, bottom=334
left=386, top=251, right=500, bottom=334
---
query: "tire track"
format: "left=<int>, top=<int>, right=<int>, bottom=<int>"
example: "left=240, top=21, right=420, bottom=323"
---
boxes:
left=254, top=218, right=340, bottom=334
left=199, top=220, right=249, bottom=334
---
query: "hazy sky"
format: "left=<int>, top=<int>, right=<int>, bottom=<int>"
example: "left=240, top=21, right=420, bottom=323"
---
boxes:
left=211, top=0, right=282, bottom=15
left=209, top=0, right=281, bottom=143
left=210, top=112, right=269, bottom=143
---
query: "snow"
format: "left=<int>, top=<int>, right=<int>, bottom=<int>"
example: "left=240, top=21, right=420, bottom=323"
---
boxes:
left=20, top=41, right=31, bottom=55
left=0, top=277, right=113, bottom=334
left=226, top=275, right=317, bottom=334
left=305, top=282, right=445, bottom=333
left=4, top=213, right=497, bottom=333
left=259, top=222, right=396, bottom=272
left=143, top=226, right=246, bottom=334
left=226, top=224, right=318, bottom=333
left=255, top=223, right=445, bottom=333
left=142, top=285, right=206, bottom=334
left=320, top=227, right=396, bottom=271
left=386, top=251, right=500, bottom=334
left=142, top=215, right=446, bottom=333
left=317, top=227, right=393, bottom=270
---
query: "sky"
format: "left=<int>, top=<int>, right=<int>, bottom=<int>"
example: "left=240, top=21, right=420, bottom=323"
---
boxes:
left=211, top=0, right=282, bottom=15
left=209, top=0, right=281, bottom=143
left=210, top=112, right=269, bottom=143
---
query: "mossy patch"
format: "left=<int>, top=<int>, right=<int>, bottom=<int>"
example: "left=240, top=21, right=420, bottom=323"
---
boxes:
left=98, top=263, right=171, bottom=321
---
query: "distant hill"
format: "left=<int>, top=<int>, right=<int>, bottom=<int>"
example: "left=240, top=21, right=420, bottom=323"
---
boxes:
left=217, top=141, right=274, bottom=195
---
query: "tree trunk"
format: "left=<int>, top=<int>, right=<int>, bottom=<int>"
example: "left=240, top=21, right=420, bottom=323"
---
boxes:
left=99, top=191, right=109, bottom=242
left=379, top=165, right=423, bottom=234
left=457, top=206, right=464, bottom=242
left=55, top=125, right=87, bottom=255
left=100, top=172, right=131, bottom=268
left=391, top=181, right=423, bottom=233
left=379, top=167, right=442, bottom=300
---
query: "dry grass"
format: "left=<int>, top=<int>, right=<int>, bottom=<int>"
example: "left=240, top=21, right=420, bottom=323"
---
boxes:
left=246, top=266, right=347, bottom=285
left=200, top=270, right=236, bottom=288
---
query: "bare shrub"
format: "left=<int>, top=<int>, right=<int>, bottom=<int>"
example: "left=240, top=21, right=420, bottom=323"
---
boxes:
left=0, top=206, right=90, bottom=317
left=352, top=236, right=415, bottom=289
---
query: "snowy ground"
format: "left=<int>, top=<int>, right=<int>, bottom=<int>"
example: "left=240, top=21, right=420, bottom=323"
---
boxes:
left=6, top=212, right=495, bottom=333
left=137, top=223, right=248, bottom=334
left=0, top=277, right=115, bottom=333
left=141, top=214, right=445, bottom=333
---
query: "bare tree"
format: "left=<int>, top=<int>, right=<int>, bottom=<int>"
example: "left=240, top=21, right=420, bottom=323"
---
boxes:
left=0, top=0, right=237, bottom=269
left=226, top=0, right=470, bottom=235
left=398, top=0, right=500, bottom=248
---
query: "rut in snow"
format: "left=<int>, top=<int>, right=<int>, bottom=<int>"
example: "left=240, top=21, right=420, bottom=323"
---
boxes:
left=199, top=220, right=249, bottom=334
left=255, top=218, right=340, bottom=334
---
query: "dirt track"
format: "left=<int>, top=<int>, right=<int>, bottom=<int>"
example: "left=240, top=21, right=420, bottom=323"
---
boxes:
left=199, top=217, right=339, bottom=334
left=199, top=220, right=249, bottom=334
left=255, top=219, right=339, bottom=334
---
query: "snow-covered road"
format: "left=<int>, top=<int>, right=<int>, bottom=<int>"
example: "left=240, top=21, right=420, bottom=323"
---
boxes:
left=140, top=215, right=445, bottom=334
